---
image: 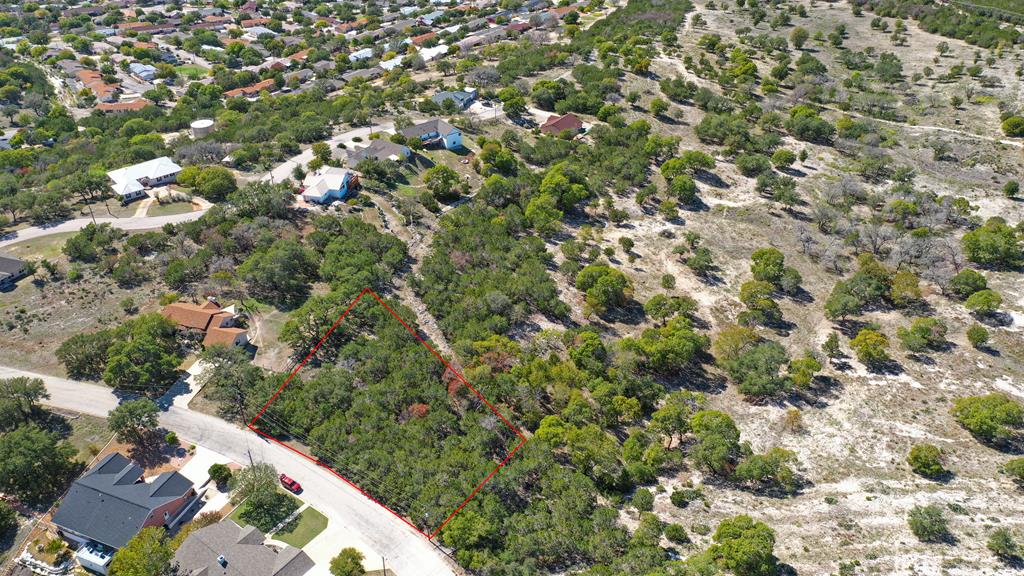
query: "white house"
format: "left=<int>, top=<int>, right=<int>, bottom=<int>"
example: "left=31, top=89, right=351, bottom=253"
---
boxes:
left=349, top=47, right=374, bottom=62
left=399, top=118, right=463, bottom=149
left=106, top=156, right=183, bottom=202
left=301, top=166, right=355, bottom=204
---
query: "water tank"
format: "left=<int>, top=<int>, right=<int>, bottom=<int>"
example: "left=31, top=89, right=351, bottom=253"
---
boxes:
left=190, top=118, right=214, bottom=139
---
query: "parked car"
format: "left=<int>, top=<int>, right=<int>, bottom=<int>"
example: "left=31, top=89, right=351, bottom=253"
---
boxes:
left=279, top=474, right=302, bottom=493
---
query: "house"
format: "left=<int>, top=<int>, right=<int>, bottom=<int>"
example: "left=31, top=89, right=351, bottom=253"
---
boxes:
left=420, top=44, right=450, bottom=62
left=52, top=453, right=197, bottom=575
left=301, top=166, right=354, bottom=204
left=341, top=66, right=383, bottom=82
left=432, top=88, right=476, bottom=110
left=399, top=118, right=462, bottom=149
left=75, top=69, right=119, bottom=103
left=540, top=112, right=584, bottom=136
left=107, top=156, right=183, bottom=202
left=348, top=139, right=411, bottom=164
left=223, top=78, right=276, bottom=98
left=419, top=9, right=446, bottom=25
left=95, top=98, right=153, bottom=114
left=161, top=300, right=249, bottom=347
left=0, top=254, right=27, bottom=290
left=173, top=520, right=314, bottom=576
left=348, top=47, right=374, bottom=62
left=127, top=62, right=155, bottom=81
left=409, top=31, right=437, bottom=46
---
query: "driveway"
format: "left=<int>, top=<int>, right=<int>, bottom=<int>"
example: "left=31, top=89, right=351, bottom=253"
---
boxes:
left=0, top=365, right=459, bottom=576
left=263, top=122, right=396, bottom=185
left=0, top=209, right=208, bottom=248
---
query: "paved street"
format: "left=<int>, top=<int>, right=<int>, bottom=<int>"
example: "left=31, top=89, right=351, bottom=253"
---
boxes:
left=0, top=209, right=209, bottom=248
left=0, top=365, right=459, bottom=576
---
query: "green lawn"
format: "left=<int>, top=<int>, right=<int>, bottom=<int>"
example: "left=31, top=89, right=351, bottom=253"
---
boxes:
left=175, top=64, right=208, bottom=80
left=273, top=507, right=328, bottom=548
left=228, top=493, right=327, bottom=548
left=147, top=201, right=196, bottom=217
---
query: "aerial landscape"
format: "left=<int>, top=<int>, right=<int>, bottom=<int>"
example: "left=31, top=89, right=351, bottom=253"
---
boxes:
left=0, top=0, right=1023, bottom=574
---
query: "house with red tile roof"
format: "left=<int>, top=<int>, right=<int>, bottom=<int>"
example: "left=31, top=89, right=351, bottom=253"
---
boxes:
left=540, top=112, right=584, bottom=136
left=95, top=99, right=153, bottom=114
left=223, top=78, right=276, bottom=98
left=160, top=300, right=249, bottom=348
left=410, top=31, right=438, bottom=46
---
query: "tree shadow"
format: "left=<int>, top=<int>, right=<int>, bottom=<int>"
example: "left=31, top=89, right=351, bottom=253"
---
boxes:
left=597, top=300, right=647, bottom=326
left=33, top=410, right=73, bottom=439
left=659, top=362, right=727, bottom=395
left=125, top=429, right=176, bottom=469
left=865, top=359, right=903, bottom=376
left=693, top=171, right=728, bottom=189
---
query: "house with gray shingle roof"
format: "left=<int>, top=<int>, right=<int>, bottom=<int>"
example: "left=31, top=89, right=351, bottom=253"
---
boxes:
left=399, top=118, right=462, bottom=149
left=173, top=520, right=314, bottom=576
left=52, top=453, right=197, bottom=574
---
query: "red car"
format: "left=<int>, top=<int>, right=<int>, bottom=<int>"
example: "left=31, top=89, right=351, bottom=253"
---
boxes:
left=279, top=474, right=302, bottom=493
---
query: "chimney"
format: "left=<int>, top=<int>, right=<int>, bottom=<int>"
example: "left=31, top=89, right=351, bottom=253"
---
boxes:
left=217, top=555, right=227, bottom=568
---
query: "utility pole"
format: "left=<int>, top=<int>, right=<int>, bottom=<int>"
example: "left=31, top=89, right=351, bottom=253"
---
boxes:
left=247, top=447, right=254, bottom=467
left=382, top=556, right=386, bottom=575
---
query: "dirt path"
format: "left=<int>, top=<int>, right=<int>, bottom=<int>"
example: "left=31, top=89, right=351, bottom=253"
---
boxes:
left=367, top=196, right=457, bottom=361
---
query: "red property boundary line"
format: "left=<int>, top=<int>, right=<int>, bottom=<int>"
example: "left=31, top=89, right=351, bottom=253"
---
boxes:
left=247, top=287, right=528, bottom=540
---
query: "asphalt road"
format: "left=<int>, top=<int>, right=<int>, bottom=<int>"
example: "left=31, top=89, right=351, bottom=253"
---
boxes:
left=0, top=365, right=459, bottom=576
left=0, top=210, right=209, bottom=249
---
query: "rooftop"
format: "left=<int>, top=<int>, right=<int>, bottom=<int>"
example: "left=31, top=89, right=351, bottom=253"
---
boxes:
left=51, top=453, right=195, bottom=549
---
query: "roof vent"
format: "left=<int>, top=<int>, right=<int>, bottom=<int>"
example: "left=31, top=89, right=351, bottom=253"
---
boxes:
left=217, top=555, right=227, bottom=567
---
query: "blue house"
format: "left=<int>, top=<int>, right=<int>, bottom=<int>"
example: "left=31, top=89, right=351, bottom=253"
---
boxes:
left=300, top=167, right=354, bottom=204
left=399, top=118, right=462, bottom=150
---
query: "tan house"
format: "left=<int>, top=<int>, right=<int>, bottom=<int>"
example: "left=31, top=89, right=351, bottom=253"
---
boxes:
left=161, top=300, right=249, bottom=347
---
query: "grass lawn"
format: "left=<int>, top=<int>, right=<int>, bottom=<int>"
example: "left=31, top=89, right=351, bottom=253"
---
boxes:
left=147, top=201, right=196, bottom=217
left=273, top=507, right=328, bottom=548
left=65, top=412, right=112, bottom=461
left=175, top=64, right=208, bottom=80
left=0, top=232, right=76, bottom=261
left=78, top=198, right=138, bottom=219
left=227, top=491, right=326, bottom=548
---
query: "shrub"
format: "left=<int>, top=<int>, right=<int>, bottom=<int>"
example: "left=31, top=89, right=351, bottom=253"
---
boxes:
left=735, top=153, right=772, bottom=177
left=670, top=487, right=703, bottom=508
left=951, top=393, right=1023, bottom=445
left=850, top=328, right=890, bottom=368
left=208, top=463, right=232, bottom=486
left=665, top=523, right=690, bottom=544
left=907, top=504, right=949, bottom=542
left=632, top=487, right=654, bottom=511
left=0, top=501, right=17, bottom=537
left=1004, top=457, right=1024, bottom=485
left=948, top=269, right=987, bottom=299
left=1001, top=116, right=1024, bottom=137
left=961, top=217, right=1022, bottom=268
left=907, top=444, right=946, bottom=479
left=966, top=324, right=990, bottom=348
left=988, top=527, right=1019, bottom=560
left=1004, top=180, right=1020, bottom=198
left=965, top=289, right=1002, bottom=316
left=896, top=318, right=947, bottom=353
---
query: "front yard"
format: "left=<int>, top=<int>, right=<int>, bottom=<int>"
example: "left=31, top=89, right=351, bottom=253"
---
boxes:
left=273, top=507, right=327, bottom=549
left=228, top=491, right=327, bottom=549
